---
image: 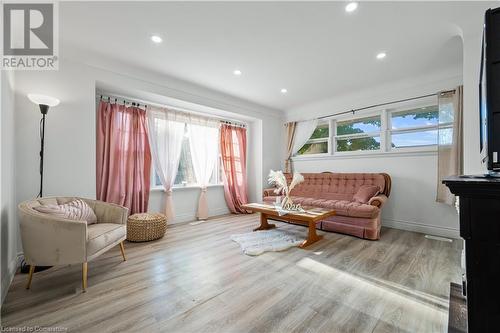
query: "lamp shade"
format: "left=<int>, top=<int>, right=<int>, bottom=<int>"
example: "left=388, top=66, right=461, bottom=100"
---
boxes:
left=27, top=94, right=60, bottom=107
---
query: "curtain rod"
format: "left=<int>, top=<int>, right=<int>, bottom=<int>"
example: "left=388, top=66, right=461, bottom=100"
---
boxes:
left=97, top=92, right=247, bottom=128
left=99, top=94, right=148, bottom=109
left=221, top=120, right=246, bottom=128
left=313, top=89, right=456, bottom=121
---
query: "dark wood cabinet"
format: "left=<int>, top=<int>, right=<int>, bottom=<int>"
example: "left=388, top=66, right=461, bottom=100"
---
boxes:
left=443, top=176, right=500, bottom=333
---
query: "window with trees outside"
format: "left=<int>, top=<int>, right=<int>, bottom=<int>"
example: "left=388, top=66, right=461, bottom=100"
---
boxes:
left=336, top=115, right=381, bottom=152
left=297, top=122, right=329, bottom=155
left=295, top=102, right=445, bottom=157
left=153, top=123, right=221, bottom=188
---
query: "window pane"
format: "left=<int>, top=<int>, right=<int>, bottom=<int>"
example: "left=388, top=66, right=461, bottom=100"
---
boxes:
left=208, top=157, right=221, bottom=184
left=298, top=141, right=328, bottom=155
left=391, top=130, right=438, bottom=148
left=297, top=122, right=329, bottom=155
left=438, top=128, right=453, bottom=145
left=175, top=127, right=196, bottom=185
left=438, top=102, right=454, bottom=124
left=310, top=123, right=329, bottom=139
left=391, top=106, right=438, bottom=129
left=154, top=172, right=162, bottom=186
left=337, top=116, right=381, bottom=135
left=336, top=136, right=380, bottom=152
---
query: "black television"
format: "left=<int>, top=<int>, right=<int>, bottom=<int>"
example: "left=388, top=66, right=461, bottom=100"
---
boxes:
left=480, top=8, right=500, bottom=173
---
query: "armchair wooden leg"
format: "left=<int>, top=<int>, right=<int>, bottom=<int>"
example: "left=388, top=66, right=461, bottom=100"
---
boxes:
left=26, top=265, right=35, bottom=289
left=82, top=262, right=88, bottom=293
left=119, top=241, right=126, bottom=261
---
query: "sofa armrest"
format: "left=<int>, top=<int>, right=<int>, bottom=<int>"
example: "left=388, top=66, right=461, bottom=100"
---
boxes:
left=369, top=194, right=388, bottom=208
left=18, top=207, right=87, bottom=265
left=86, top=200, right=128, bottom=225
left=263, top=187, right=279, bottom=197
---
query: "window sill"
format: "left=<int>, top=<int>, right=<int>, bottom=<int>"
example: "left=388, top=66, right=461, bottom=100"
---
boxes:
left=150, top=184, right=224, bottom=192
left=292, top=147, right=438, bottom=161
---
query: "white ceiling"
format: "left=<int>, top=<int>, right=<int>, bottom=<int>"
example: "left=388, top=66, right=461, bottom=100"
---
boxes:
left=60, top=1, right=492, bottom=111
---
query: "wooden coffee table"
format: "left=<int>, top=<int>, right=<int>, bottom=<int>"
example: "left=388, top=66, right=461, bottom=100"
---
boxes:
left=242, top=203, right=335, bottom=248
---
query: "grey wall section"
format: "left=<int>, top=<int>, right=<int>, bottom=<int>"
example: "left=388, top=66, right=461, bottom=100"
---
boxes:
left=1, top=70, right=19, bottom=305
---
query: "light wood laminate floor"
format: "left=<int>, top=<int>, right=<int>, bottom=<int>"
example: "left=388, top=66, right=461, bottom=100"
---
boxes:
left=1, top=214, right=461, bottom=333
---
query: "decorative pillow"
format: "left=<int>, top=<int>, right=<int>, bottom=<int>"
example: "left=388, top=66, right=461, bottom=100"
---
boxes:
left=353, top=185, right=380, bottom=204
left=33, top=199, right=97, bottom=224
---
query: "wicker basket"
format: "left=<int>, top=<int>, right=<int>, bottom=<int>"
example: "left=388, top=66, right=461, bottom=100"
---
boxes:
left=127, top=213, right=167, bottom=242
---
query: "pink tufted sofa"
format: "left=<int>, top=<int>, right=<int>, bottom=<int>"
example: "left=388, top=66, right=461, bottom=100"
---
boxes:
left=263, top=172, right=391, bottom=240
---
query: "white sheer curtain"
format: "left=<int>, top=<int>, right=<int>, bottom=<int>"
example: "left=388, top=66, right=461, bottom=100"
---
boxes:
left=146, top=107, right=185, bottom=222
left=437, top=86, right=463, bottom=205
left=291, top=119, right=319, bottom=157
left=188, top=117, right=219, bottom=220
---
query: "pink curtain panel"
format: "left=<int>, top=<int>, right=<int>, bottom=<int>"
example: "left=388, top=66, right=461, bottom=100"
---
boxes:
left=220, top=124, right=249, bottom=214
left=96, top=101, right=152, bottom=215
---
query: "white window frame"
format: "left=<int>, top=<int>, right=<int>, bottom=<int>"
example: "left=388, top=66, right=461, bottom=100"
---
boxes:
left=292, top=97, right=445, bottom=161
left=333, top=111, right=383, bottom=156
left=387, top=102, right=444, bottom=153
left=295, top=120, right=331, bottom=156
left=150, top=123, right=223, bottom=191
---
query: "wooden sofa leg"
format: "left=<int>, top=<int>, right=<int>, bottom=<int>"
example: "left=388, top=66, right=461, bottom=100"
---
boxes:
left=119, top=241, right=126, bottom=261
left=82, top=262, right=88, bottom=293
left=26, top=265, right=35, bottom=289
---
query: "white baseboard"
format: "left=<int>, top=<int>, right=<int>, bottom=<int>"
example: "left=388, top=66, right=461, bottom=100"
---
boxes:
left=1, top=256, right=20, bottom=306
left=382, top=218, right=460, bottom=239
left=171, top=207, right=230, bottom=225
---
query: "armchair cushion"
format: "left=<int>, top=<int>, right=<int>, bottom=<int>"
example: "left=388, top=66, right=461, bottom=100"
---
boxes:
left=87, top=223, right=126, bottom=258
left=33, top=198, right=97, bottom=225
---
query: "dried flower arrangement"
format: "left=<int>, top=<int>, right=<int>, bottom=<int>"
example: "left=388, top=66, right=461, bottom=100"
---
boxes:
left=268, top=170, right=305, bottom=210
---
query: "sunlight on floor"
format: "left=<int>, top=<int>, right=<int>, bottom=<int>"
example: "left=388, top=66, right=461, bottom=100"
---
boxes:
left=296, top=257, right=447, bottom=331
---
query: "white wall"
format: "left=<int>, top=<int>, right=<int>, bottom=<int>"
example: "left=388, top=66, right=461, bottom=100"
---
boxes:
left=13, top=57, right=283, bottom=225
left=461, top=17, right=484, bottom=174
left=1, top=70, right=19, bottom=304
left=286, top=70, right=462, bottom=238
left=292, top=153, right=459, bottom=238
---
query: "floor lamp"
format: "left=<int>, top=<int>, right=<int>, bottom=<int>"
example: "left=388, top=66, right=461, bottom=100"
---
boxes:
left=22, top=94, right=60, bottom=274
left=27, top=94, right=60, bottom=198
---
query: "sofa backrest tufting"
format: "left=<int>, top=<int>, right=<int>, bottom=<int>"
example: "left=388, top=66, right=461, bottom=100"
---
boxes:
left=285, top=172, right=391, bottom=201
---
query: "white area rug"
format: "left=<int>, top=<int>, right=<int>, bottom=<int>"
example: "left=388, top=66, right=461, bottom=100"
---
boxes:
left=231, top=229, right=305, bottom=256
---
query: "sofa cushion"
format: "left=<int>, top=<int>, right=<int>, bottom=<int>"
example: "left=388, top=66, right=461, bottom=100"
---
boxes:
left=285, top=173, right=386, bottom=201
left=291, top=196, right=379, bottom=218
left=353, top=185, right=380, bottom=204
left=33, top=198, right=97, bottom=224
left=87, top=223, right=126, bottom=257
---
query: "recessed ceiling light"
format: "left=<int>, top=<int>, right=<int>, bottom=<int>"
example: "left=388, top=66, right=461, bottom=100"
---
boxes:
left=233, top=69, right=242, bottom=76
left=281, top=88, right=288, bottom=94
left=376, top=52, right=387, bottom=60
left=345, top=2, right=358, bottom=13
left=151, top=35, right=162, bottom=44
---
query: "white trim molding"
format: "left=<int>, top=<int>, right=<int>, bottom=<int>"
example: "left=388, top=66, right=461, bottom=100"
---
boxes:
left=382, top=218, right=460, bottom=239
left=172, top=207, right=230, bottom=224
left=1, top=253, right=22, bottom=305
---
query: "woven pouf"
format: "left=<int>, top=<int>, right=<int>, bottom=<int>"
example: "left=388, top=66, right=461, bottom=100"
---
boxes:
left=127, top=213, right=167, bottom=242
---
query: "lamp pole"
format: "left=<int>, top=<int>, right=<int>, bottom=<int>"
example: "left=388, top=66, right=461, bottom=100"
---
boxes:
left=38, top=104, right=48, bottom=198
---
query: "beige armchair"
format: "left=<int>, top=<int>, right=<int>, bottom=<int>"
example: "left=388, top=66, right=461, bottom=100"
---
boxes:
left=18, top=197, right=128, bottom=292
